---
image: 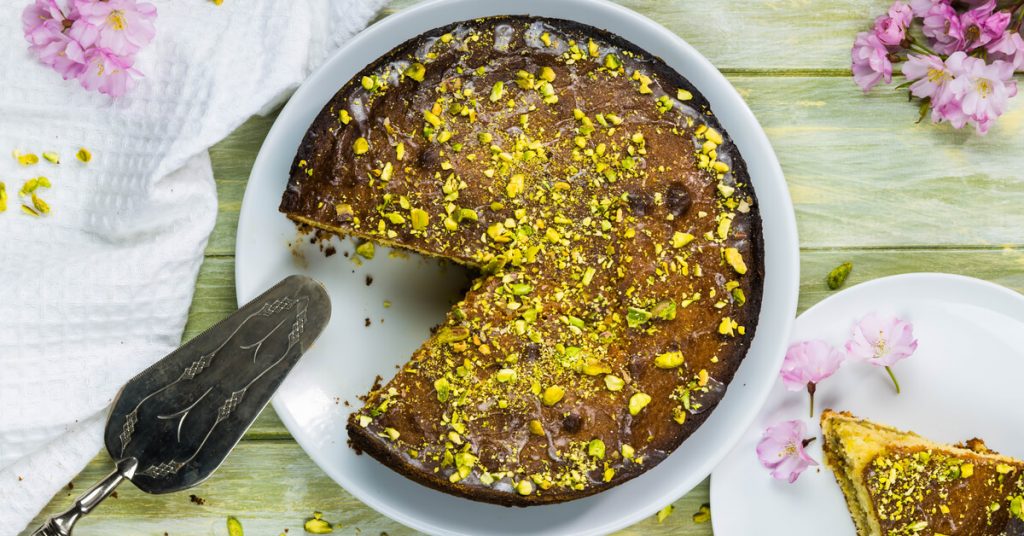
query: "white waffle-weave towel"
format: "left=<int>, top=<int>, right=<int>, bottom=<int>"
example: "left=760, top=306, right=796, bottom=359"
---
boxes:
left=0, top=1, right=387, bottom=533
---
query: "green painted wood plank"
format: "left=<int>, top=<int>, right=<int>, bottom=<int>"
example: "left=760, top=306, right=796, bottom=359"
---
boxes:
left=733, top=77, right=1024, bottom=249
left=22, top=443, right=712, bottom=536
left=379, top=0, right=887, bottom=72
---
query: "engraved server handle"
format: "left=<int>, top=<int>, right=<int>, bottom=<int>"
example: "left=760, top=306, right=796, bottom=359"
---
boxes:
left=31, top=458, right=138, bottom=536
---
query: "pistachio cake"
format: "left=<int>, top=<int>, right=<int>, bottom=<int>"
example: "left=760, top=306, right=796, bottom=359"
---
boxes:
left=279, top=16, right=764, bottom=505
left=821, top=410, right=1024, bottom=535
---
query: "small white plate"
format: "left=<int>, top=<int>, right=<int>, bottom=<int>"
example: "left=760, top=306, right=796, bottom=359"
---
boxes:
left=235, top=0, right=798, bottom=534
left=711, top=273, right=1024, bottom=535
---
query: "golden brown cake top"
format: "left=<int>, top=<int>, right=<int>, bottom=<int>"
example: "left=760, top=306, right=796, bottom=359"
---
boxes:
left=281, top=16, right=763, bottom=505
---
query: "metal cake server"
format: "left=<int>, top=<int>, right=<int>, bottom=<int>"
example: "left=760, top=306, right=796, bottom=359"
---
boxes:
left=33, top=274, right=331, bottom=536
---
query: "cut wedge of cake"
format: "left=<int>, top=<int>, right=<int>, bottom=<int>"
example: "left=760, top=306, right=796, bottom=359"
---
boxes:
left=821, top=410, right=1024, bottom=535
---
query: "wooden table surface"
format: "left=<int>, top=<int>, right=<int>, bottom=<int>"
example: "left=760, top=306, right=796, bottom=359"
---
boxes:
left=25, top=0, right=1024, bottom=534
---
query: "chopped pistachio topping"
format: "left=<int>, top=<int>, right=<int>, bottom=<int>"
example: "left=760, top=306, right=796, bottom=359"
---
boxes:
left=541, top=385, right=565, bottom=406
left=353, top=137, right=369, bottom=155
left=671, top=232, right=694, bottom=248
left=42, top=151, right=60, bottom=164
left=404, top=62, right=426, bottom=82
left=629, top=392, right=651, bottom=415
left=76, top=147, right=91, bottom=163
left=410, top=208, right=429, bottom=230
left=654, top=351, right=684, bottom=369
left=0, top=182, right=6, bottom=213
left=604, top=375, right=625, bottom=391
left=516, top=479, right=534, bottom=495
left=587, top=439, right=605, bottom=459
left=651, top=299, right=676, bottom=320
left=489, top=81, right=504, bottom=102
left=434, top=377, right=451, bottom=402
left=657, top=504, right=674, bottom=523
left=603, top=53, right=621, bottom=70
left=355, top=241, right=375, bottom=259
left=626, top=306, right=652, bottom=328
left=436, top=326, right=469, bottom=344
left=496, top=368, right=517, bottom=382
left=724, top=248, right=747, bottom=274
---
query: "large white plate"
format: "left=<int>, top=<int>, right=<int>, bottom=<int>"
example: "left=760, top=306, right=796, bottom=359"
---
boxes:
left=711, top=273, right=1024, bottom=535
left=235, top=1, right=798, bottom=534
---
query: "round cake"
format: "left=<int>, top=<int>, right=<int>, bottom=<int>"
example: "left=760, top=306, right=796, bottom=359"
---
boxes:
left=279, top=15, right=764, bottom=506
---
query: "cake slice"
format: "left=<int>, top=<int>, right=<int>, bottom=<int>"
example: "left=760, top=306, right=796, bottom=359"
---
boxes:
left=821, top=410, right=1024, bottom=536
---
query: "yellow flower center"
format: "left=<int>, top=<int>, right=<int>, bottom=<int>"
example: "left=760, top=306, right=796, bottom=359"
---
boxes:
left=873, top=330, right=888, bottom=359
left=976, top=79, right=992, bottom=99
left=107, top=10, right=126, bottom=31
left=927, top=68, right=949, bottom=84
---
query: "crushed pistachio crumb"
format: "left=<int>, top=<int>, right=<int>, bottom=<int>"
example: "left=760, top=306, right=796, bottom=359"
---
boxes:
left=692, top=503, right=711, bottom=523
left=14, top=151, right=39, bottom=166
left=303, top=511, right=334, bottom=534
left=226, top=516, right=244, bottom=536
left=657, top=504, right=674, bottom=523
left=827, top=261, right=853, bottom=290
left=355, top=241, right=375, bottom=259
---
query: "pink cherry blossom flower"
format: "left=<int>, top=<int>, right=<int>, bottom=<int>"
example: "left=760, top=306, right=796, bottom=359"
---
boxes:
left=909, top=0, right=939, bottom=18
left=22, top=0, right=87, bottom=80
left=987, top=31, right=1024, bottom=71
left=920, top=1, right=964, bottom=54
left=958, top=0, right=1010, bottom=51
left=846, top=313, right=918, bottom=393
left=852, top=32, right=894, bottom=92
left=909, top=54, right=954, bottom=108
left=781, top=340, right=845, bottom=417
left=71, top=0, right=156, bottom=57
left=77, top=46, right=140, bottom=98
left=874, top=1, right=914, bottom=47
left=946, top=52, right=1018, bottom=134
left=22, top=0, right=68, bottom=45
left=756, top=420, right=818, bottom=483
